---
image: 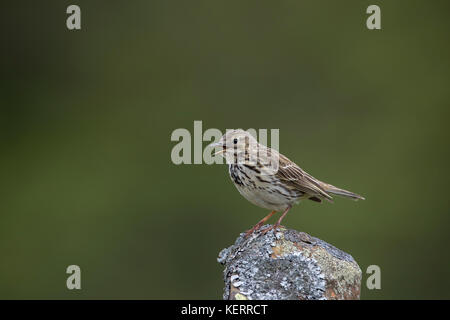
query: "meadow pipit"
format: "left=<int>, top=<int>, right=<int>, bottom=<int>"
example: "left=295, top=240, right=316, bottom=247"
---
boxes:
left=210, top=130, right=364, bottom=237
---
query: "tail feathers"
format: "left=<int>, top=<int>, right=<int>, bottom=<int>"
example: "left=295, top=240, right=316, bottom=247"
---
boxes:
left=320, top=182, right=365, bottom=201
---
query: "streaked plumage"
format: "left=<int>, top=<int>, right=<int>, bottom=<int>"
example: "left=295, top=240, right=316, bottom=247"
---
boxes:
left=211, top=129, right=364, bottom=236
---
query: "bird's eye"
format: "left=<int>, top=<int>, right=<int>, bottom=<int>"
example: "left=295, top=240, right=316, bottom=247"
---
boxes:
left=233, top=138, right=238, bottom=144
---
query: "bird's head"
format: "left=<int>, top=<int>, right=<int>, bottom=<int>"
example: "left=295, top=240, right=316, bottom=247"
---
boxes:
left=209, top=129, right=258, bottom=162
left=209, top=129, right=279, bottom=173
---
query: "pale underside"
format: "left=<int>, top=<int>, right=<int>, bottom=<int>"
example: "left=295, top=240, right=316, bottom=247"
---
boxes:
left=229, top=163, right=304, bottom=211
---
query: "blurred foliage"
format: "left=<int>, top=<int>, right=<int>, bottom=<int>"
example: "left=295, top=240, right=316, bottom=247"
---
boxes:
left=1, top=0, right=449, bottom=299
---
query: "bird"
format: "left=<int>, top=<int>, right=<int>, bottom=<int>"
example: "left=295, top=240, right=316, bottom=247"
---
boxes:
left=210, top=129, right=365, bottom=237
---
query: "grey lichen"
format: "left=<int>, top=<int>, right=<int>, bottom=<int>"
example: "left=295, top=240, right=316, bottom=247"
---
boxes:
left=218, top=225, right=361, bottom=300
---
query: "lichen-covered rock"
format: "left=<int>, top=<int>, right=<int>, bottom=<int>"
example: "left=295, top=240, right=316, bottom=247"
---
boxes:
left=217, top=225, right=361, bottom=300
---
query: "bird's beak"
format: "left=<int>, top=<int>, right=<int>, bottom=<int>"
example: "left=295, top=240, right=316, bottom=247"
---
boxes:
left=214, top=149, right=225, bottom=155
left=209, top=141, right=225, bottom=155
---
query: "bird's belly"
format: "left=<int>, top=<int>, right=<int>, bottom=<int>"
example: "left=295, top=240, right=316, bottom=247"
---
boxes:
left=234, top=182, right=298, bottom=211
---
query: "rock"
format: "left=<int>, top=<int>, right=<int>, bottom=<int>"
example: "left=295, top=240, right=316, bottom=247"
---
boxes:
left=217, top=225, right=362, bottom=300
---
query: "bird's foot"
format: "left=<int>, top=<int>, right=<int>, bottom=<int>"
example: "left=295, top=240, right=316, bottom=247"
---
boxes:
left=260, top=224, right=285, bottom=235
left=245, top=223, right=264, bottom=238
left=244, top=210, right=278, bottom=238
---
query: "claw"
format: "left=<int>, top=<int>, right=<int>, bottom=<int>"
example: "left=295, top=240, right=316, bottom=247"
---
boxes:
left=260, top=226, right=273, bottom=235
left=245, top=223, right=263, bottom=238
left=260, top=224, right=285, bottom=235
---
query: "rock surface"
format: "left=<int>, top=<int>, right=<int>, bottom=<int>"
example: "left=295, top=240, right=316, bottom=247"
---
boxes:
left=217, top=225, right=362, bottom=300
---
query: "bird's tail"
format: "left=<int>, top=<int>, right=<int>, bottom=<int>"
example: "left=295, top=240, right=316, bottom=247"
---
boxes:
left=319, top=182, right=365, bottom=201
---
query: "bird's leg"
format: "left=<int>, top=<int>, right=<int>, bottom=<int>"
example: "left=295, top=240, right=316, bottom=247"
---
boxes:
left=261, top=206, right=291, bottom=234
left=245, top=210, right=277, bottom=237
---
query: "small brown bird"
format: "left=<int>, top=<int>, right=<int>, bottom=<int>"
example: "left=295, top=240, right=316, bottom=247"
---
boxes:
left=210, top=129, right=364, bottom=236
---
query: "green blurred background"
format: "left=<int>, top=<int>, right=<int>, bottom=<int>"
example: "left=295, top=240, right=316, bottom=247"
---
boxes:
left=1, top=0, right=449, bottom=299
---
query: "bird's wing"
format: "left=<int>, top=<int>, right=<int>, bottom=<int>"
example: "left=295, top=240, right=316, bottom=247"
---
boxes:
left=275, top=153, right=333, bottom=201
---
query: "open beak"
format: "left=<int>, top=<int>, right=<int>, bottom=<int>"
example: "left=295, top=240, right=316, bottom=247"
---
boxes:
left=209, top=141, right=225, bottom=155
